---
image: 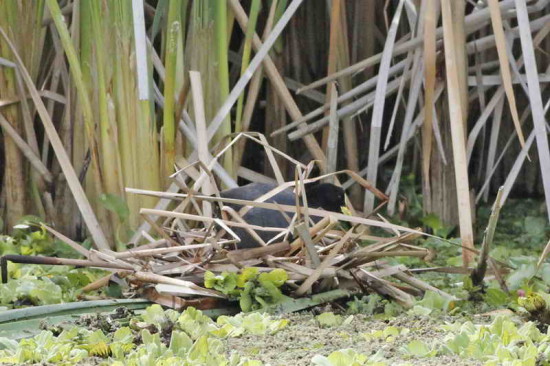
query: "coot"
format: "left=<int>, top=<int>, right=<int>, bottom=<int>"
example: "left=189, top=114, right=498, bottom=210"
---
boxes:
left=219, top=182, right=345, bottom=248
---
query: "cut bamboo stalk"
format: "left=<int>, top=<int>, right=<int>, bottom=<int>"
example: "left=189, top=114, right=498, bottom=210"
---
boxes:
left=161, top=0, right=181, bottom=182
left=386, top=69, right=428, bottom=214
left=422, top=0, right=439, bottom=213
left=451, top=1, right=468, bottom=132
left=325, top=0, right=359, bottom=199
left=440, top=0, right=475, bottom=266
left=138, top=196, right=424, bottom=237
left=131, top=272, right=225, bottom=298
left=500, top=125, right=536, bottom=204
left=234, top=0, right=261, bottom=136
left=483, top=98, right=504, bottom=202
left=43, top=224, right=91, bottom=258
left=227, top=242, right=290, bottom=263
left=237, top=167, right=277, bottom=184
left=326, top=83, right=339, bottom=178
left=189, top=71, right=213, bottom=218
left=390, top=270, right=456, bottom=301
left=514, top=0, right=550, bottom=223
left=222, top=205, right=268, bottom=247
left=283, top=13, right=549, bottom=139
left=537, top=238, right=550, bottom=270
left=475, top=65, right=550, bottom=203
left=295, top=222, right=321, bottom=268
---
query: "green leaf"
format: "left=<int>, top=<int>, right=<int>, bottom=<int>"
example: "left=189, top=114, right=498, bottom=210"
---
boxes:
left=187, top=335, right=226, bottom=364
left=110, top=327, right=134, bottom=358
left=176, top=307, right=217, bottom=340
left=239, top=283, right=254, bottom=312
left=347, top=295, right=383, bottom=316
left=98, top=193, right=129, bottom=222
left=524, top=216, right=546, bottom=238
left=484, top=288, right=509, bottom=307
left=10, top=278, right=64, bottom=305
left=539, top=263, right=550, bottom=285
left=403, top=340, right=436, bottom=358
left=311, top=349, right=369, bottom=366
left=0, top=236, right=18, bottom=256
left=507, top=263, right=537, bottom=289
left=383, top=326, right=400, bottom=338
left=215, top=312, right=288, bottom=337
left=0, top=337, right=18, bottom=351
left=142, top=304, right=169, bottom=329
left=411, top=291, right=451, bottom=315
left=237, top=267, right=259, bottom=287
left=105, top=282, right=123, bottom=298
left=169, top=331, right=193, bottom=357
left=444, top=331, right=470, bottom=354
left=258, top=269, right=288, bottom=287
left=204, top=271, right=238, bottom=295
left=316, top=312, right=343, bottom=328
left=421, top=214, right=454, bottom=237
left=113, top=327, right=133, bottom=343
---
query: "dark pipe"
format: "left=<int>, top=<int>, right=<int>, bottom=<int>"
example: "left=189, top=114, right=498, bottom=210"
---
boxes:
left=0, top=255, right=133, bottom=283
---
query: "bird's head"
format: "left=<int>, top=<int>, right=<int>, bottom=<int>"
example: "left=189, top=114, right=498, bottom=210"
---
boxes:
left=304, top=183, right=346, bottom=213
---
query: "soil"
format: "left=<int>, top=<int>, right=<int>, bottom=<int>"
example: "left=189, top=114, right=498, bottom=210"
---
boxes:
left=225, top=312, right=484, bottom=365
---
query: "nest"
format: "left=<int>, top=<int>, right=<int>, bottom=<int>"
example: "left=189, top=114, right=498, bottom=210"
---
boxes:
left=1, top=134, right=459, bottom=312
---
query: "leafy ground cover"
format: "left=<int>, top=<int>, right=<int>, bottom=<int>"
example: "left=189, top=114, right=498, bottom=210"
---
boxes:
left=0, top=199, right=549, bottom=365
left=227, top=310, right=550, bottom=366
left=0, top=305, right=285, bottom=365
left=1, top=302, right=550, bottom=365
left=0, top=220, right=108, bottom=308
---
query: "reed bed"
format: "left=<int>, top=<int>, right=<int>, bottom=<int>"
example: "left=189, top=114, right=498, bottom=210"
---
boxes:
left=0, top=0, right=549, bottom=273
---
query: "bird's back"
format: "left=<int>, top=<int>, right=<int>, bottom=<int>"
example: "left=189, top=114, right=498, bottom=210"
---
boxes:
left=219, top=183, right=296, bottom=248
left=218, top=182, right=344, bottom=248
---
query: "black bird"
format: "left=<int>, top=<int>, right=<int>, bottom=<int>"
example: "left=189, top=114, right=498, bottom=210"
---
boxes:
left=219, top=182, right=345, bottom=248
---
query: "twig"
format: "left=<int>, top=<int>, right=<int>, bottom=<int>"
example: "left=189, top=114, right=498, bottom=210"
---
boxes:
left=471, top=187, right=504, bottom=286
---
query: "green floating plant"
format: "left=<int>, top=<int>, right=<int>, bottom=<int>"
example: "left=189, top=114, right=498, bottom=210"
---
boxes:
left=400, top=340, right=437, bottom=358
left=441, top=315, right=550, bottom=365
left=315, top=312, right=354, bottom=328
left=204, top=267, right=289, bottom=312
left=0, top=305, right=287, bottom=365
left=408, top=290, right=455, bottom=316
left=311, top=348, right=387, bottom=366
left=214, top=312, right=288, bottom=338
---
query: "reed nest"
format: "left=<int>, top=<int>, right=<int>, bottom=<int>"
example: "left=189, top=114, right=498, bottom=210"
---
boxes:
left=2, top=135, right=506, bottom=313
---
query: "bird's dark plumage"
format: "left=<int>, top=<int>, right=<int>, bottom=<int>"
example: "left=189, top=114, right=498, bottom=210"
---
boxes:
left=219, top=182, right=345, bottom=248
